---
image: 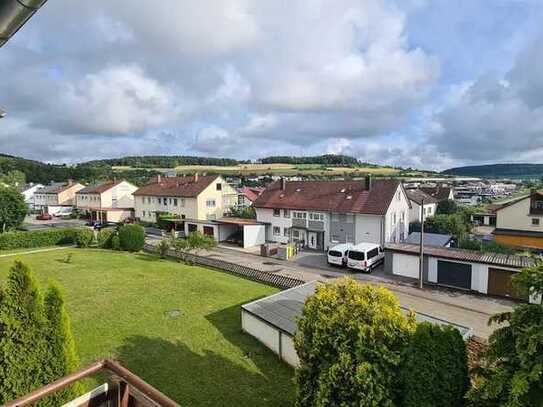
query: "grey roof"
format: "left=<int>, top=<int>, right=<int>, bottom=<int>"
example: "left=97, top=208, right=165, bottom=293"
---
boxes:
left=405, top=232, right=453, bottom=247
left=36, top=182, right=73, bottom=194
left=386, top=243, right=534, bottom=269
left=242, top=281, right=472, bottom=339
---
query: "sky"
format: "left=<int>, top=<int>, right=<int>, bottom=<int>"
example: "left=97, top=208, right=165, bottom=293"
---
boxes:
left=1, top=0, right=543, bottom=170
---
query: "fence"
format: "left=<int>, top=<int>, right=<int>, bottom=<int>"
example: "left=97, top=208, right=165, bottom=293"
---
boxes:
left=144, top=243, right=305, bottom=290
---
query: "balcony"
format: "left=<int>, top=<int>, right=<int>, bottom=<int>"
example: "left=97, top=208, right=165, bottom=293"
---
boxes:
left=5, top=359, right=179, bottom=407
left=292, top=218, right=307, bottom=228
left=308, top=220, right=324, bottom=230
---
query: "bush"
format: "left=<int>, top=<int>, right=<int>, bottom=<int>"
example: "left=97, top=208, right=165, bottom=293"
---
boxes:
left=0, top=228, right=79, bottom=250
left=118, top=224, right=144, bottom=252
left=75, top=229, right=94, bottom=248
left=400, top=323, right=468, bottom=407
left=294, top=278, right=416, bottom=406
left=111, top=235, right=121, bottom=251
left=157, top=239, right=170, bottom=258
left=0, top=186, right=27, bottom=232
left=97, top=228, right=115, bottom=249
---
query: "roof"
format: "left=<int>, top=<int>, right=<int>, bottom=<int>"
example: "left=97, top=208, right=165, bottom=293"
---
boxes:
left=350, top=242, right=381, bottom=251
left=239, top=187, right=265, bottom=202
left=328, top=243, right=353, bottom=252
left=36, top=182, right=78, bottom=194
left=216, top=217, right=264, bottom=226
left=419, top=186, right=453, bottom=202
left=253, top=179, right=402, bottom=215
left=406, top=189, right=438, bottom=205
left=242, top=281, right=471, bottom=338
left=405, top=232, right=453, bottom=247
left=77, top=180, right=122, bottom=194
left=386, top=243, right=534, bottom=269
left=133, top=175, right=218, bottom=198
left=493, top=192, right=542, bottom=212
left=492, top=228, right=543, bottom=238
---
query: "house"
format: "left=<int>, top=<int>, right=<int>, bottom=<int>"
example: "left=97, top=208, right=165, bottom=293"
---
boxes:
left=134, top=175, right=250, bottom=242
left=241, top=281, right=472, bottom=367
left=18, top=183, right=44, bottom=210
left=237, top=186, right=265, bottom=208
left=493, top=191, right=543, bottom=250
left=75, top=180, right=138, bottom=223
left=405, top=189, right=438, bottom=223
left=405, top=232, right=453, bottom=247
left=252, top=177, right=411, bottom=251
left=419, top=185, right=454, bottom=202
left=33, top=181, right=85, bottom=214
left=385, top=243, right=540, bottom=303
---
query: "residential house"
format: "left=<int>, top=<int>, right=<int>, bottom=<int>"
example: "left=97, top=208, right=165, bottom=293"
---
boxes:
left=19, top=183, right=44, bottom=210
left=34, top=181, right=85, bottom=214
left=253, top=177, right=410, bottom=251
left=406, top=189, right=438, bottom=223
left=237, top=186, right=265, bottom=208
left=493, top=191, right=543, bottom=250
left=75, top=180, right=138, bottom=223
left=419, top=185, right=454, bottom=202
left=133, top=174, right=239, bottom=239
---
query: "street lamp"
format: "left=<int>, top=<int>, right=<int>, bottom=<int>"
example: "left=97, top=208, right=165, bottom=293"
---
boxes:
left=0, top=0, right=48, bottom=48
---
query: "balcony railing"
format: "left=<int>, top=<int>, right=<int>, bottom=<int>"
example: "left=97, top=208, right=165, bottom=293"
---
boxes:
left=4, top=359, right=179, bottom=407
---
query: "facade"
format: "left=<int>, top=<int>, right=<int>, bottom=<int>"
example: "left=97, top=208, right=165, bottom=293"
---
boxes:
left=493, top=192, right=543, bottom=250
left=19, top=183, right=44, bottom=210
left=75, top=180, right=137, bottom=223
left=133, top=175, right=238, bottom=238
left=253, top=178, right=410, bottom=251
left=34, top=181, right=85, bottom=212
left=405, top=189, right=438, bottom=223
left=237, top=186, right=265, bottom=208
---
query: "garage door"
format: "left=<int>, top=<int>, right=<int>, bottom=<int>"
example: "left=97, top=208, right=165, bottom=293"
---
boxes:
left=392, top=253, right=420, bottom=279
left=437, top=260, right=472, bottom=289
left=488, top=268, right=525, bottom=300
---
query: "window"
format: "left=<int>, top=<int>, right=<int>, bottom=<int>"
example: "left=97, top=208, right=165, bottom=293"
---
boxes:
left=216, top=183, right=222, bottom=191
left=293, top=211, right=307, bottom=219
left=367, top=248, right=378, bottom=259
left=283, top=209, right=290, bottom=218
left=142, top=210, right=146, bottom=217
left=147, top=197, right=151, bottom=204
left=309, top=213, right=324, bottom=221
left=393, top=213, right=397, bottom=225
left=164, top=198, right=168, bottom=206
left=532, top=218, right=540, bottom=226
left=397, top=191, right=401, bottom=201
left=157, top=198, right=161, bottom=205
left=348, top=251, right=365, bottom=261
left=283, top=227, right=289, bottom=237
left=173, top=198, right=178, bottom=206
left=536, top=201, right=543, bottom=209
left=292, top=230, right=300, bottom=238
left=273, top=209, right=280, bottom=217
left=206, top=199, right=216, bottom=208
left=273, top=226, right=281, bottom=236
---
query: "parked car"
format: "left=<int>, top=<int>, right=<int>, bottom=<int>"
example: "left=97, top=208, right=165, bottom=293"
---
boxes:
left=327, top=243, right=353, bottom=266
left=93, top=222, right=117, bottom=230
left=346, top=242, right=384, bottom=272
left=36, top=213, right=53, bottom=221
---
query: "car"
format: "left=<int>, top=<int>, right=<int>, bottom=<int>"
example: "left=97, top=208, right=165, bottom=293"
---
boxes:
left=346, top=242, right=384, bottom=273
left=327, top=243, right=353, bottom=266
left=36, top=213, right=53, bottom=221
left=93, top=221, right=117, bottom=230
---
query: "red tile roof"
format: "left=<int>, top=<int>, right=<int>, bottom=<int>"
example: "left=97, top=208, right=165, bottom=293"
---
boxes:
left=253, top=179, right=402, bottom=215
left=406, top=189, right=438, bottom=205
left=419, top=186, right=453, bottom=202
left=77, top=180, right=123, bottom=194
left=133, top=175, right=218, bottom=198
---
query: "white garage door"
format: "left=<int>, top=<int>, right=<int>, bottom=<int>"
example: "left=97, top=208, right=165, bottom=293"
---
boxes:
left=392, top=253, right=420, bottom=279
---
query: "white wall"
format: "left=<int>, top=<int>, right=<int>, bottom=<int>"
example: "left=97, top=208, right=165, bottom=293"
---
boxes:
left=242, top=311, right=280, bottom=354
left=497, top=197, right=543, bottom=232
left=354, top=214, right=382, bottom=245
left=280, top=334, right=299, bottom=367
left=256, top=208, right=292, bottom=244
left=392, top=253, right=420, bottom=279
left=385, top=185, right=410, bottom=244
left=243, top=225, right=266, bottom=248
left=218, top=223, right=238, bottom=241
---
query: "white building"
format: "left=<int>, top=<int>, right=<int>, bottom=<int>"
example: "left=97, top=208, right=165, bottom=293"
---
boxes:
left=253, top=177, right=411, bottom=251
left=19, top=183, right=44, bottom=210
left=406, top=189, right=438, bottom=223
left=75, top=180, right=138, bottom=223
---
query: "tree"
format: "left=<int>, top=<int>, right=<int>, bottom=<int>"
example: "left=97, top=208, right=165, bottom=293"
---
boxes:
left=0, top=186, right=27, bottom=232
left=228, top=206, right=256, bottom=219
left=294, top=278, right=416, bottom=407
left=170, top=231, right=216, bottom=264
left=0, top=261, right=50, bottom=403
left=42, top=283, right=82, bottom=405
left=400, top=323, right=469, bottom=407
left=0, top=170, right=26, bottom=187
left=436, top=199, right=458, bottom=215
left=467, top=263, right=543, bottom=406
left=118, top=224, right=145, bottom=252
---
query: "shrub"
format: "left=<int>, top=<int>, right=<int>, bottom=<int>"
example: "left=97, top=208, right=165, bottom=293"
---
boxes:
left=400, top=323, right=468, bottom=407
left=111, top=235, right=121, bottom=251
left=118, top=224, right=145, bottom=252
left=157, top=239, right=170, bottom=258
left=0, top=228, right=79, bottom=250
left=0, top=186, right=27, bottom=232
left=75, top=228, right=94, bottom=248
left=294, top=278, right=416, bottom=407
left=97, top=228, right=115, bottom=249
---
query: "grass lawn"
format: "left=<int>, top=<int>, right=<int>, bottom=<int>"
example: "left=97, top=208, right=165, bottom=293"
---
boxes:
left=0, top=249, right=295, bottom=406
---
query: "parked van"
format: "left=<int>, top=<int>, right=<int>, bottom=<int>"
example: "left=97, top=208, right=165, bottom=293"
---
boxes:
left=347, top=242, right=384, bottom=272
left=327, top=243, right=352, bottom=266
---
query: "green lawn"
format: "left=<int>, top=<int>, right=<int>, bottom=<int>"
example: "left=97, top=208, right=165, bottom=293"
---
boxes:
left=0, top=249, right=295, bottom=406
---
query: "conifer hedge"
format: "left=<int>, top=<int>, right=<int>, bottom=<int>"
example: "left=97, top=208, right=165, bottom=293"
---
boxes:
left=118, top=224, right=145, bottom=252
left=0, top=228, right=79, bottom=250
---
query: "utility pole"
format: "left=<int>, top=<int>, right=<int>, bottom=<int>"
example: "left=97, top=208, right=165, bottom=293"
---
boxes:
left=419, top=198, right=424, bottom=289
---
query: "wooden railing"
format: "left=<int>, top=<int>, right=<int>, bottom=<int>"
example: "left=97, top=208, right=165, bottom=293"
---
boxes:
left=3, top=359, right=179, bottom=407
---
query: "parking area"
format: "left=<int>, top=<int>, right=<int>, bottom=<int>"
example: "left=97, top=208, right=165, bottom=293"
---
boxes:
left=22, top=215, right=87, bottom=230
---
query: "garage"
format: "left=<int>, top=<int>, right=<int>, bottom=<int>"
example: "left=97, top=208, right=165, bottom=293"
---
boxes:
left=392, top=253, right=420, bottom=279
left=488, top=268, right=525, bottom=300
left=437, top=260, right=472, bottom=290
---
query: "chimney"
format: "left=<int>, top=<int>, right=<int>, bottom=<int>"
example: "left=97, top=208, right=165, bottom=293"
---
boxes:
left=280, top=177, right=286, bottom=190
left=194, top=173, right=199, bottom=182
left=157, top=175, right=161, bottom=183
left=364, top=175, right=372, bottom=191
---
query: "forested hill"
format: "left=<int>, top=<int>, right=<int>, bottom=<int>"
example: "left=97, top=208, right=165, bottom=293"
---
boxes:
left=85, top=155, right=247, bottom=168
left=442, top=163, right=543, bottom=177
left=260, top=154, right=369, bottom=166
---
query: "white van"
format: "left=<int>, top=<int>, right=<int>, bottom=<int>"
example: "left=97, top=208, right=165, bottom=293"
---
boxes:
left=327, top=243, right=352, bottom=267
left=347, top=242, right=384, bottom=272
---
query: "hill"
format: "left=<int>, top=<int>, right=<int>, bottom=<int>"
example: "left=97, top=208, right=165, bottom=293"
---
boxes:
left=442, top=163, right=543, bottom=178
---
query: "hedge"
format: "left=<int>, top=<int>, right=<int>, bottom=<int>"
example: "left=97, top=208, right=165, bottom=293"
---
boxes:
left=118, top=224, right=145, bottom=252
left=75, top=229, right=94, bottom=248
left=97, top=228, right=115, bottom=249
left=0, top=228, right=81, bottom=250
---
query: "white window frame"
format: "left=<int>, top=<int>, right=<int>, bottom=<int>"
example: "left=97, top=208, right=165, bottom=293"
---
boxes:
left=273, top=226, right=281, bottom=236
left=206, top=199, right=216, bottom=208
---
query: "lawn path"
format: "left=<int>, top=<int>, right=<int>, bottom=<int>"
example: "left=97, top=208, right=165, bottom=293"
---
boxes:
left=0, top=245, right=74, bottom=258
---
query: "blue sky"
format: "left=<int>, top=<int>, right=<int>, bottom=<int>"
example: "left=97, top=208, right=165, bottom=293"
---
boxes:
left=0, top=0, right=542, bottom=170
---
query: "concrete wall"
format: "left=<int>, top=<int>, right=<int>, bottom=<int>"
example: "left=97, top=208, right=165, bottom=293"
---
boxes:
left=243, top=225, right=266, bottom=248
left=497, top=197, right=543, bottom=232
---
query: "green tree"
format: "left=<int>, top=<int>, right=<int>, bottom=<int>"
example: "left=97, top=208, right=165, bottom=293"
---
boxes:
left=294, top=278, right=416, bottom=407
left=467, top=263, right=543, bottom=406
left=75, top=228, right=94, bottom=248
left=118, top=224, right=145, bottom=252
left=0, top=170, right=26, bottom=187
left=228, top=206, right=256, bottom=219
left=0, top=186, right=27, bottom=232
left=0, top=261, right=49, bottom=404
left=400, top=323, right=469, bottom=407
left=42, top=283, right=82, bottom=405
left=436, top=199, right=458, bottom=215
left=170, top=231, right=216, bottom=263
